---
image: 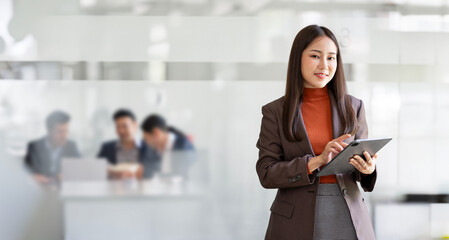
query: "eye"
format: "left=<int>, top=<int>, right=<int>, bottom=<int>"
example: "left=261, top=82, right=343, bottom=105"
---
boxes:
left=328, top=56, right=336, bottom=60
left=311, top=55, right=319, bottom=59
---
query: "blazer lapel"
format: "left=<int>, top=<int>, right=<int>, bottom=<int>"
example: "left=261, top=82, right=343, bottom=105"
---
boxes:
left=295, top=102, right=316, bottom=156
left=328, top=89, right=342, bottom=139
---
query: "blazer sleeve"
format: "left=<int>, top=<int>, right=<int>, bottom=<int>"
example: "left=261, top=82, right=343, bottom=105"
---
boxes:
left=352, top=99, right=377, bottom=192
left=24, top=142, right=37, bottom=173
left=256, top=104, right=317, bottom=189
left=97, top=143, right=107, bottom=159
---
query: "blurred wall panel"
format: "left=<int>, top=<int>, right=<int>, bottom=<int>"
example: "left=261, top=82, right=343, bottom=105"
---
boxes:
left=0, top=15, right=406, bottom=64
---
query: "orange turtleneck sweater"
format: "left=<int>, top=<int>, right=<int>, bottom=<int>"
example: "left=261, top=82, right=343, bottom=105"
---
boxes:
left=302, top=86, right=337, bottom=184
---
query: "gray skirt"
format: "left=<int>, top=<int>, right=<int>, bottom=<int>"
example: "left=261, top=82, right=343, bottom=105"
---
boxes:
left=313, top=183, right=358, bottom=240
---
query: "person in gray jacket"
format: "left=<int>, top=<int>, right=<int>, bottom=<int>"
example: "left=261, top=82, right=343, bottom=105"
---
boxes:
left=25, top=110, right=80, bottom=183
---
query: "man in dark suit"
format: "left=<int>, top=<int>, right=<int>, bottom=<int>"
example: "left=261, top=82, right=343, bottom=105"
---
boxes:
left=97, top=109, right=158, bottom=179
left=25, top=110, right=81, bottom=183
left=141, top=114, right=195, bottom=177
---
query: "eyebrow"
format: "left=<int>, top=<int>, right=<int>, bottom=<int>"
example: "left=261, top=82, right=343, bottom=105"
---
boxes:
left=310, top=49, right=337, bottom=55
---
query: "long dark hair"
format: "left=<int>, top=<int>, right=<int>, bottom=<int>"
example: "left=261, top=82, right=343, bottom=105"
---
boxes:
left=282, top=25, right=356, bottom=142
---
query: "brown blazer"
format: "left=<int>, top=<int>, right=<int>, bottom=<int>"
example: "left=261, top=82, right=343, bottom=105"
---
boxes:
left=256, top=90, right=377, bottom=240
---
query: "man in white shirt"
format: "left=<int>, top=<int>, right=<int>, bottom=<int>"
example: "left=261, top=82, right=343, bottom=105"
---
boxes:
left=98, top=109, right=158, bottom=179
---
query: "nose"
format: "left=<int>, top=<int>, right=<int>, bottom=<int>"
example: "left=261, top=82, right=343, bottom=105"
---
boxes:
left=318, top=58, right=328, bottom=70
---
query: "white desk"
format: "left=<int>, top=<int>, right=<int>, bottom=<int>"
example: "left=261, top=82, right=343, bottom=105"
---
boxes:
left=375, top=203, right=449, bottom=239
left=61, top=178, right=204, bottom=198
left=61, top=179, right=212, bottom=240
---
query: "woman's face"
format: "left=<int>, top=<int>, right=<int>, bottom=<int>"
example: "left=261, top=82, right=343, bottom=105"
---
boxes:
left=300, top=36, right=338, bottom=88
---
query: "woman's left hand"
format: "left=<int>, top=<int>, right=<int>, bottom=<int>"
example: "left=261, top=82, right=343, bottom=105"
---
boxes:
left=349, top=151, right=377, bottom=175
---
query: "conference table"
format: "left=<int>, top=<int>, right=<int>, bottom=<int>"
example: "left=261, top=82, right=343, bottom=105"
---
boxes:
left=60, top=178, right=209, bottom=240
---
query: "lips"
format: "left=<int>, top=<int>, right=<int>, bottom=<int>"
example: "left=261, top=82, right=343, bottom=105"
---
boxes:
left=314, top=73, right=328, bottom=79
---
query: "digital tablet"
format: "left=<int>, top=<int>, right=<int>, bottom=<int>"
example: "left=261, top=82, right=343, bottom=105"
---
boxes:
left=316, top=137, right=392, bottom=177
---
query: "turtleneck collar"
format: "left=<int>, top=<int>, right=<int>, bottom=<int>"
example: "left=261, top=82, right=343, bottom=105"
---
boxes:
left=302, top=85, right=329, bottom=102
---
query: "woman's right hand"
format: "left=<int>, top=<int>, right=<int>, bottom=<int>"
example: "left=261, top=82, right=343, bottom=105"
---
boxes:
left=308, top=134, right=351, bottom=172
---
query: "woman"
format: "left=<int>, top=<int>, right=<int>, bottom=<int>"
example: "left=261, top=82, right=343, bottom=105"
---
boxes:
left=256, top=25, right=377, bottom=240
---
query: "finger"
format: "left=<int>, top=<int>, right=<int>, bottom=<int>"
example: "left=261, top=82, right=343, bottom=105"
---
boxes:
left=353, top=155, right=367, bottom=166
left=352, top=158, right=368, bottom=173
left=335, top=134, right=351, bottom=143
left=330, top=148, right=339, bottom=153
left=328, top=147, right=343, bottom=156
left=349, top=158, right=364, bottom=172
left=328, top=143, right=340, bottom=150
left=363, top=151, right=372, bottom=162
left=330, top=142, right=344, bottom=152
left=327, top=148, right=339, bottom=155
left=332, top=142, right=344, bottom=150
left=365, top=152, right=378, bottom=167
left=363, top=151, right=371, bottom=164
left=349, top=158, right=359, bottom=169
left=341, top=142, right=349, bottom=148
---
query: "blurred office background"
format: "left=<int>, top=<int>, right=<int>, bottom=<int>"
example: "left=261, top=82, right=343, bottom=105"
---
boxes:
left=1, top=0, right=449, bottom=239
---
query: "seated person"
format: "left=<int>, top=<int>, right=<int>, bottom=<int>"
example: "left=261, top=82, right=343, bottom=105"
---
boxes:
left=25, top=110, right=81, bottom=183
left=141, top=114, right=195, bottom=177
left=97, top=109, right=158, bottom=179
